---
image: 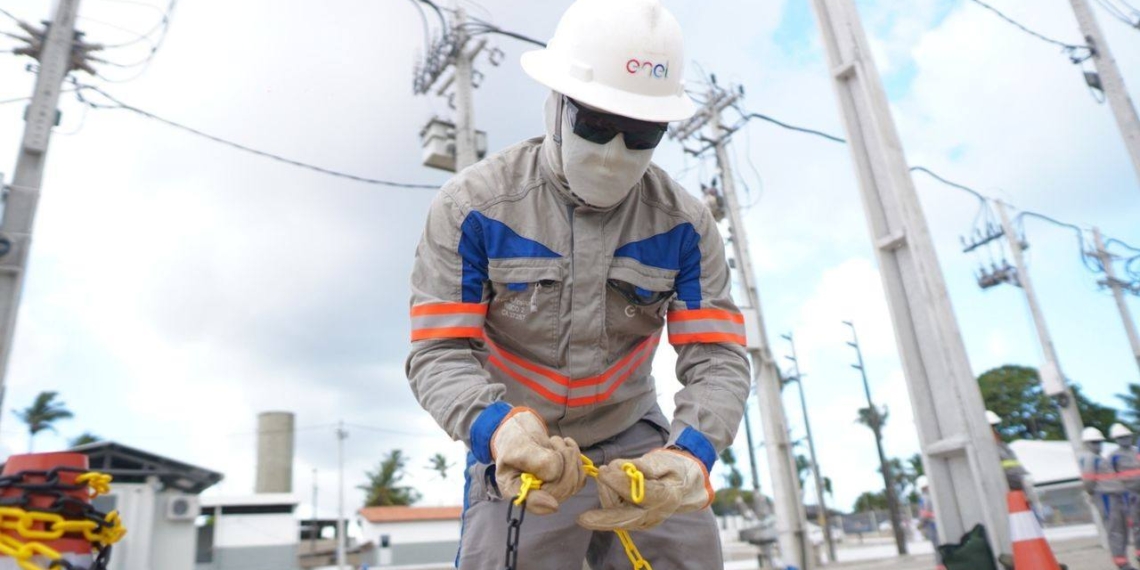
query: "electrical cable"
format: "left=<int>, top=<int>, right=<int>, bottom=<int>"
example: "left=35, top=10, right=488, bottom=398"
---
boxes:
left=1092, top=0, right=1139, bottom=26
left=966, top=0, right=1095, bottom=62
left=91, top=0, right=177, bottom=82
left=0, top=6, right=21, bottom=25
left=408, top=0, right=432, bottom=54
left=467, top=25, right=546, bottom=48
left=741, top=112, right=847, bottom=144
left=417, top=0, right=449, bottom=33
left=78, top=85, right=441, bottom=190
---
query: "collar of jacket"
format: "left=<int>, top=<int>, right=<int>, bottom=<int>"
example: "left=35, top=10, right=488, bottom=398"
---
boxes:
left=538, top=134, right=642, bottom=213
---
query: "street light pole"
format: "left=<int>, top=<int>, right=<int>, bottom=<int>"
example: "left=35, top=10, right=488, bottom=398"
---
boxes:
left=844, top=321, right=907, bottom=555
left=782, top=332, right=837, bottom=563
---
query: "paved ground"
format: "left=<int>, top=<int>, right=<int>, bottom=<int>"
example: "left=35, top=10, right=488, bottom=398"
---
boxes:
left=723, top=525, right=1116, bottom=570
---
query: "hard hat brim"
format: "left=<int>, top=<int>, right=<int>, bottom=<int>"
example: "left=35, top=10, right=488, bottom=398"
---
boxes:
left=522, top=49, right=698, bottom=123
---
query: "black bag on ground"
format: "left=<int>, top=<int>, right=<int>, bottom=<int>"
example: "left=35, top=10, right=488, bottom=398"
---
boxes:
left=937, top=524, right=998, bottom=570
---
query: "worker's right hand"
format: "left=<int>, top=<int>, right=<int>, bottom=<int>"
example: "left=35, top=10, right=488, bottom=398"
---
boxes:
left=491, top=407, right=587, bottom=515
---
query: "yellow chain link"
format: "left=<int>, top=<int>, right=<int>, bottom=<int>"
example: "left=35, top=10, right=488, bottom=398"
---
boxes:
left=0, top=471, right=127, bottom=570
left=513, top=473, right=542, bottom=506
left=575, top=454, right=652, bottom=570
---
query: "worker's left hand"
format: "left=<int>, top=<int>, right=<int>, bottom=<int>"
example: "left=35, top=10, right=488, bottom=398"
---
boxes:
left=577, top=448, right=713, bottom=531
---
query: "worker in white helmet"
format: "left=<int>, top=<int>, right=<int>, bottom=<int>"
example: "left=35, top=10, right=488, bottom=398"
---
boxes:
left=984, top=411, right=1036, bottom=496
left=1110, top=423, right=1140, bottom=568
left=915, top=475, right=945, bottom=569
left=1080, top=426, right=1135, bottom=569
left=405, top=1, right=750, bottom=568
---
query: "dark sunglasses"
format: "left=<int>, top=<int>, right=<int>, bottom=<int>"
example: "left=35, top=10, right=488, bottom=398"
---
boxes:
left=564, top=98, right=668, bottom=150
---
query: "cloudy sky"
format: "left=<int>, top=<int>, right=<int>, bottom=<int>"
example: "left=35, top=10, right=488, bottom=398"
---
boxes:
left=0, top=0, right=1138, bottom=519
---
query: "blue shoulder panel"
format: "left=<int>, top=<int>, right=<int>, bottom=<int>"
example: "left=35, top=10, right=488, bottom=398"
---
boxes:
left=613, top=223, right=702, bottom=309
left=458, top=211, right=561, bottom=303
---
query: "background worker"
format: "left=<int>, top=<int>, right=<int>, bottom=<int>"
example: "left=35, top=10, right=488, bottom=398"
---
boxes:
left=916, top=476, right=945, bottom=570
left=1111, top=423, right=1140, bottom=568
left=1080, top=427, right=1134, bottom=569
left=986, top=410, right=1042, bottom=516
left=405, top=1, right=751, bottom=568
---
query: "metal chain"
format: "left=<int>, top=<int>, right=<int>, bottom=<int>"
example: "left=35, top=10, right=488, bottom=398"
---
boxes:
left=500, top=456, right=653, bottom=570
left=0, top=470, right=125, bottom=570
left=503, top=496, right=526, bottom=570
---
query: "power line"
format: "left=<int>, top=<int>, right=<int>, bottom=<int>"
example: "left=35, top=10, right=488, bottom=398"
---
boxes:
left=739, top=111, right=847, bottom=144
left=0, top=6, right=22, bottom=25
left=464, top=23, right=546, bottom=48
left=1092, top=0, right=1140, bottom=27
left=78, top=85, right=441, bottom=190
left=966, top=0, right=1095, bottom=62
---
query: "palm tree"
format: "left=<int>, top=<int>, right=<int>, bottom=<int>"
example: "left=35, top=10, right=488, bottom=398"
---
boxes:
left=427, top=453, right=453, bottom=480
left=14, top=391, right=74, bottom=452
left=358, top=450, right=421, bottom=507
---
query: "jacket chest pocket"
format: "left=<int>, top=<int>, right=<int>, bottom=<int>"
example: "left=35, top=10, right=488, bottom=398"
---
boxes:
left=487, top=260, right=564, bottom=362
left=605, top=262, right=676, bottom=343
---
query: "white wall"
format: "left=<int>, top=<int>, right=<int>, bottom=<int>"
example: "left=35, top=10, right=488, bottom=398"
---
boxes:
left=214, top=512, right=298, bottom=548
left=103, top=481, right=197, bottom=570
left=360, top=519, right=460, bottom=546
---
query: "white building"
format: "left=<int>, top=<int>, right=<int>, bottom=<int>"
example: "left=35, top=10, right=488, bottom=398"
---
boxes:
left=357, top=506, right=461, bottom=566
left=196, top=493, right=301, bottom=570
left=71, top=441, right=224, bottom=570
left=1010, top=439, right=1101, bottom=525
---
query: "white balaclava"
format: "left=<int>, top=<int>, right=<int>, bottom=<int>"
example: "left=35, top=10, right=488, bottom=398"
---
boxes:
left=543, top=92, right=654, bottom=209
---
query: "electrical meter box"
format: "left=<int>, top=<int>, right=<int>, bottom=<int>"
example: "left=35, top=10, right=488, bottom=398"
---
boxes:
left=420, top=117, right=488, bottom=173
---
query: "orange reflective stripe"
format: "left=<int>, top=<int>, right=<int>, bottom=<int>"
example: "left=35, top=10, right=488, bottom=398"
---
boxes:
left=667, top=308, right=744, bottom=323
left=411, top=327, right=484, bottom=341
left=572, top=336, right=658, bottom=388
left=566, top=347, right=654, bottom=407
left=669, top=332, right=747, bottom=345
left=488, top=355, right=567, bottom=406
left=485, top=337, right=571, bottom=387
left=410, top=303, right=488, bottom=317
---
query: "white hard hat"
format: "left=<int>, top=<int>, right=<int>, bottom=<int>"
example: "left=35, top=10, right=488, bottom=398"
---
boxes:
left=1110, top=423, right=1134, bottom=439
left=1082, top=427, right=1106, bottom=443
left=916, top=475, right=929, bottom=490
left=521, top=0, right=697, bottom=123
left=985, top=410, right=1001, bottom=426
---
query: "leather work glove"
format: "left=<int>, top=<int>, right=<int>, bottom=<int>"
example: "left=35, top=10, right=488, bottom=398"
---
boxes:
left=491, top=407, right=587, bottom=515
left=577, top=448, right=713, bottom=531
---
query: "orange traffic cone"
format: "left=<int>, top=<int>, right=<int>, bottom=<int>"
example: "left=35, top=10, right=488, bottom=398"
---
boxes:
left=1008, top=489, right=1061, bottom=570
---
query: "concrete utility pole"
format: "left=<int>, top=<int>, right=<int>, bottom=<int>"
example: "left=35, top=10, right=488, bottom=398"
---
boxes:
left=336, top=422, right=348, bottom=569
left=1066, top=0, right=1140, bottom=188
left=1092, top=227, right=1140, bottom=375
left=451, top=8, right=480, bottom=171
left=0, top=0, right=84, bottom=431
left=994, top=202, right=1108, bottom=544
left=810, top=0, right=1011, bottom=558
left=844, top=322, right=906, bottom=555
left=782, top=333, right=837, bottom=563
left=310, top=467, right=318, bottom=554
left=672, top=84, right=811, bottom=570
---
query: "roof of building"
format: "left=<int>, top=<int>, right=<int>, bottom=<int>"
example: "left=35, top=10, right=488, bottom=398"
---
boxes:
left=68, top=441, right=223, bottom=494
left=359, top=506, right=462, bottom=523
left=201, top=493, right=300, bottom=508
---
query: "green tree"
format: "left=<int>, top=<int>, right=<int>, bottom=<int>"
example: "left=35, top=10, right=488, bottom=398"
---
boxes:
left=359, top=450, right=421, bottom=507
left=1118, top=383, right=1140, bottom=428
left=14, top=391, right=73, bottom=452
left=853, top=490, right=888, bottom=512
left=856, top=405, right=889, bottom=432
left=427, top=453, right=453, bottom=480
left=68, top=432, right=100, bottom=448
left=978, top=365, right=1117, bottom=441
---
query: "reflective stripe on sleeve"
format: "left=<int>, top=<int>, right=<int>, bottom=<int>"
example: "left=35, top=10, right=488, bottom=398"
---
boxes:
left=411, top=303, right=487, bottom=341
left=667, top=308, right=746, bottom=346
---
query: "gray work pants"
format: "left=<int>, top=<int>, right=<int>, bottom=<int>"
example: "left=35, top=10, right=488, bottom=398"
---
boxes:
left=457, top=419, right=723, bottom=570
left=1101, top=493, right=1131, bottom=566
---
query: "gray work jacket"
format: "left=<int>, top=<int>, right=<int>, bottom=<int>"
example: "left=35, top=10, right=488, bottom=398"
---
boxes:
left=405, top=136, right=751, bottom=469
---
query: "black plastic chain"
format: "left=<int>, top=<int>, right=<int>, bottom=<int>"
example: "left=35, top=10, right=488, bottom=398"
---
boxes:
left=503, top=497, right=527, bottom=570
left=0, top=469, right=118, bottom=570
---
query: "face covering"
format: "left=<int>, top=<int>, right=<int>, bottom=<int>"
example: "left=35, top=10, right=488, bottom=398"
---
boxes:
left=543, top=92, right=655, bottom=209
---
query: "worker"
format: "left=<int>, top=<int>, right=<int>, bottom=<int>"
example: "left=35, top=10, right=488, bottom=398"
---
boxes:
left=916, top=475, right=945, bottom=570
left=1111, top=423, right=1140, bottom=569
left=985, top=410, right=1042, bottom=516
left=405, top=1, right=751, bottom=568
left=1080, top=427, right=1134, bottom=569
